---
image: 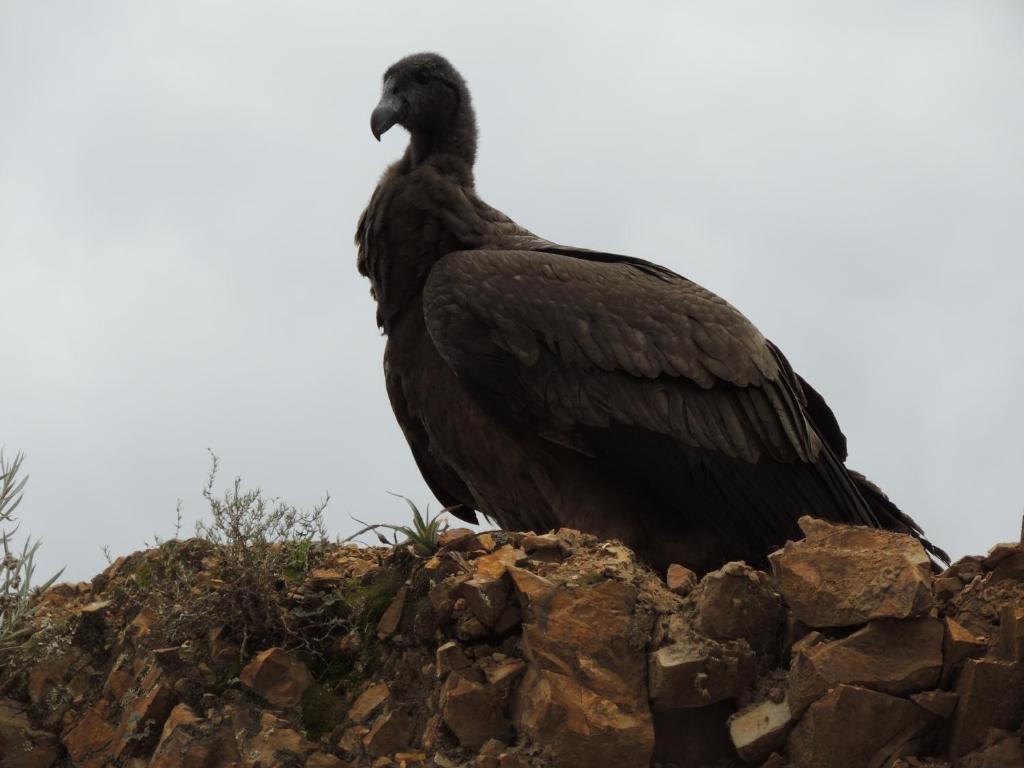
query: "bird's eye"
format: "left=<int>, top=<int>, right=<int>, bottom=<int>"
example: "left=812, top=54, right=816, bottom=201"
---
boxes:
left=415, top=69, right=430, bottom=85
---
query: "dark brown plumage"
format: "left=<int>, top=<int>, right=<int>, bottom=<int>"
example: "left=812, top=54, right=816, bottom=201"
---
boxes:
left=356, top=53, right=945, bottom=573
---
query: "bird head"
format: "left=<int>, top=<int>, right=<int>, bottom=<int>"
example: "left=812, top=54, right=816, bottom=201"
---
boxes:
left=371, top=53, right=477, bottom=165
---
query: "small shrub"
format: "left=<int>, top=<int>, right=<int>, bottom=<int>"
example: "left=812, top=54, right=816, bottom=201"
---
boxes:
left=0, top=451, right=64, bottom=654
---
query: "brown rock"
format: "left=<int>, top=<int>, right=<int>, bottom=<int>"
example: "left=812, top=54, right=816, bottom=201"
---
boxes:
left=787, top=618, right=943, bottom=715
left=983, top=542, right=1024, bottom=581
left=62, top=700, right=116, bottom=768
left=653, top=701, right=739, bottom=768
left=308, top=568, right=346, bottom=589
left=148, top=704, right=224, bottom=768
left=440, top=673, right=510, bottom=749
left=239, top=647, right=314, bottom=708
left=728, top=697, right=794, bottom=763
left=942, top=617, right=987, bottom=685
left=376, top=585, right=408, bottom=640
left=522, top=533, right=568, bottom=562
left=696, top=561, right=785, bottom=651
left=948, top=659, right=1024, bottom=757
left=514, top=579, right=654, bottom=768
left=485, top=658, right=526, bottom=688
left=26, top=651, right=77, bottom=707
left=648, top=639, right=756, bottom=709
left=306, top=752, right=351, bottom=768
left=666, top=563, right=698, bottom=596
left=436, top=641, right=471, bottom=679
left=911, top=690, right=959, bottom=719
left=437, top=528, right=476, bottom=549
left=959, top=729, right=1024, bottom=768
left=0, top=699, right=60, bottom=768
left=769, top=517, right=934, bottom=627
left=347, top=682, right=390, bottom=724
left=997, top=604, right=1024, bottom=661
left=457, top=574, right=510, bottom=628
left=787, top=685, right=934, bottom=768
left=336, top=725, right=368, bottom=754
left=113, top=679, right=176, bottom=758
left=506, top=567, right=556, bottom=613
left=474, top=545, right=526, bottom=579
left=246, top=711, right=308, bottom=766
left=363, top=709, right=413, bottom=757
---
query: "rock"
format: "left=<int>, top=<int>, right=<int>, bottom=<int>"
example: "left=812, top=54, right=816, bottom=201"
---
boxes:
left=347, top=682, right=390, bottom=724
left=787, top=685, right=934, bottom=768
left=947, top=659, right=1024, bottom=757
left=983, top=543, right=1024, bottom=581
left=112, top=678, right=176, bottom=758
left=308, top=568, right=347, bottom=589
left=337, top=725, right=369, bottom=754
left=942, top=617, right=987, bottom=685
left=376, top=585, right=408, bottom=640
left=769, top=517, right=934, bottom=627
left=648, top=638, right=756, bottom=709
left=652, top=701, right=738, bottom=767
left=62, top=700, right=116, bottom=768
left=514, top=579, right=654, bottom=768
left=728, top=697, right=794, bottom=763
left=522, top=533, right=568, bottom=562
left=363, top=709, right=413, bottom=757
left=696, top=561, right=785, bottom=651
left=148, top=704, right=233, bottom=768
left=0, top=699, right=60, bottom=768
left=246, top=711, right=308, bottom=766
left=440, top=672, right=510, bottom=749
left=239, top=647, right=314, bottom=708
left=666, top=563, right=698, bottom=596
left=959, top=729, right=1024, bottom=768
left=457, top=574, right=510, bottom=628
left=910, top=690, right=959, bottom=719
left=997, top=605, right=1024, bottom=661
left=435, top=640, right=472, bottom=679
left=306, top=752, right=351, bottom=768
left=474, top=545, right=526, bottom=580
left=787, top=618, right=943, bottom=715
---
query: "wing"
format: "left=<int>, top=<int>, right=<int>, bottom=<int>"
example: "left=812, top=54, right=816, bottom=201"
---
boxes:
left=422, top=247, right=883, bottom=550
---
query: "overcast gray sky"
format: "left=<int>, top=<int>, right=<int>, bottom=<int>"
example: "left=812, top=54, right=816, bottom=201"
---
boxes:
left=2, top=2, right=1022, bottom=582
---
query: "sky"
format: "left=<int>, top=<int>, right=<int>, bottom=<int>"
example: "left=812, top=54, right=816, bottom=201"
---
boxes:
left=1, top=2, right=1022, bottom=582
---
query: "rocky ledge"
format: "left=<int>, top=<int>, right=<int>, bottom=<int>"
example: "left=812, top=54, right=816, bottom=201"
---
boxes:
left=2, top=517, right=1024, bottom=768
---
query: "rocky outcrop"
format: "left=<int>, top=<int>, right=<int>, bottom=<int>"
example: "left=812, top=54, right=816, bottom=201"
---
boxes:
left=3, top=518, right=1024, bottom=767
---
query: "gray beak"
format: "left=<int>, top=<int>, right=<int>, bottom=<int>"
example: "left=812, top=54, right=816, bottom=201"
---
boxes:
left=371, top=92, right=403, bottom=141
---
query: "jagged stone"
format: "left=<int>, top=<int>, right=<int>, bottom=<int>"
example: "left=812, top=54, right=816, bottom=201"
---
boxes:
left=363, top=709, right=413, bottom=757
left=457, top=574, right=510, bottom=628
left=112, top=677, right=176, bottom=758
left=522, top=533, right=568, bottom=562
left=653, top=701, right=739, bottom=767
left=787, top=618, right=943, bottom=715
left=0, top=699, right=60, bottom=768
left=376, top=585, right=408, bottom=639
left=958, top=729, right=1024, bottom=768
left=728, top=697, right=794, bottom=763
left=983, top=543, right=1024, bottom=581
left=911, top=690, right=959, bottom=720
left=666, top=563, right=697, bottom=596
left=942, top=617, right=987, bottom=685
left=787, top=685, right=934, bottom=768
left=997, top=605, right=1024, bottom=662
left=648, top=638, right=756, bottom=709
left=696, top=561, right=785, bottom=651
left=435, top=641, right=471, bottom=679
left=62, top=700, right=116, bottom=768
left=440, top=672, right=510, bottom=749
left=239, top=647, right=314, bottom=708
left=474, top=545, right=526, bottom=580
left=947, top=659, right=1024, bottom=757
left=245, top=711, right=308, bottom=766
left=769, top=517, right=934, bottom=627
left=514, top=579, right=654, bottom=768
left=347, top=681, right=390, bottom=724
left=306, top=752, right=351, bottom=768
left=148, top=704, right=229, bottom=768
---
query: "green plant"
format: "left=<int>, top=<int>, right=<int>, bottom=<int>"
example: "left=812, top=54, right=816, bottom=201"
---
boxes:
left=343, top=495, right=450, bottom=556
left=0, top=451, right=64, bottom=653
